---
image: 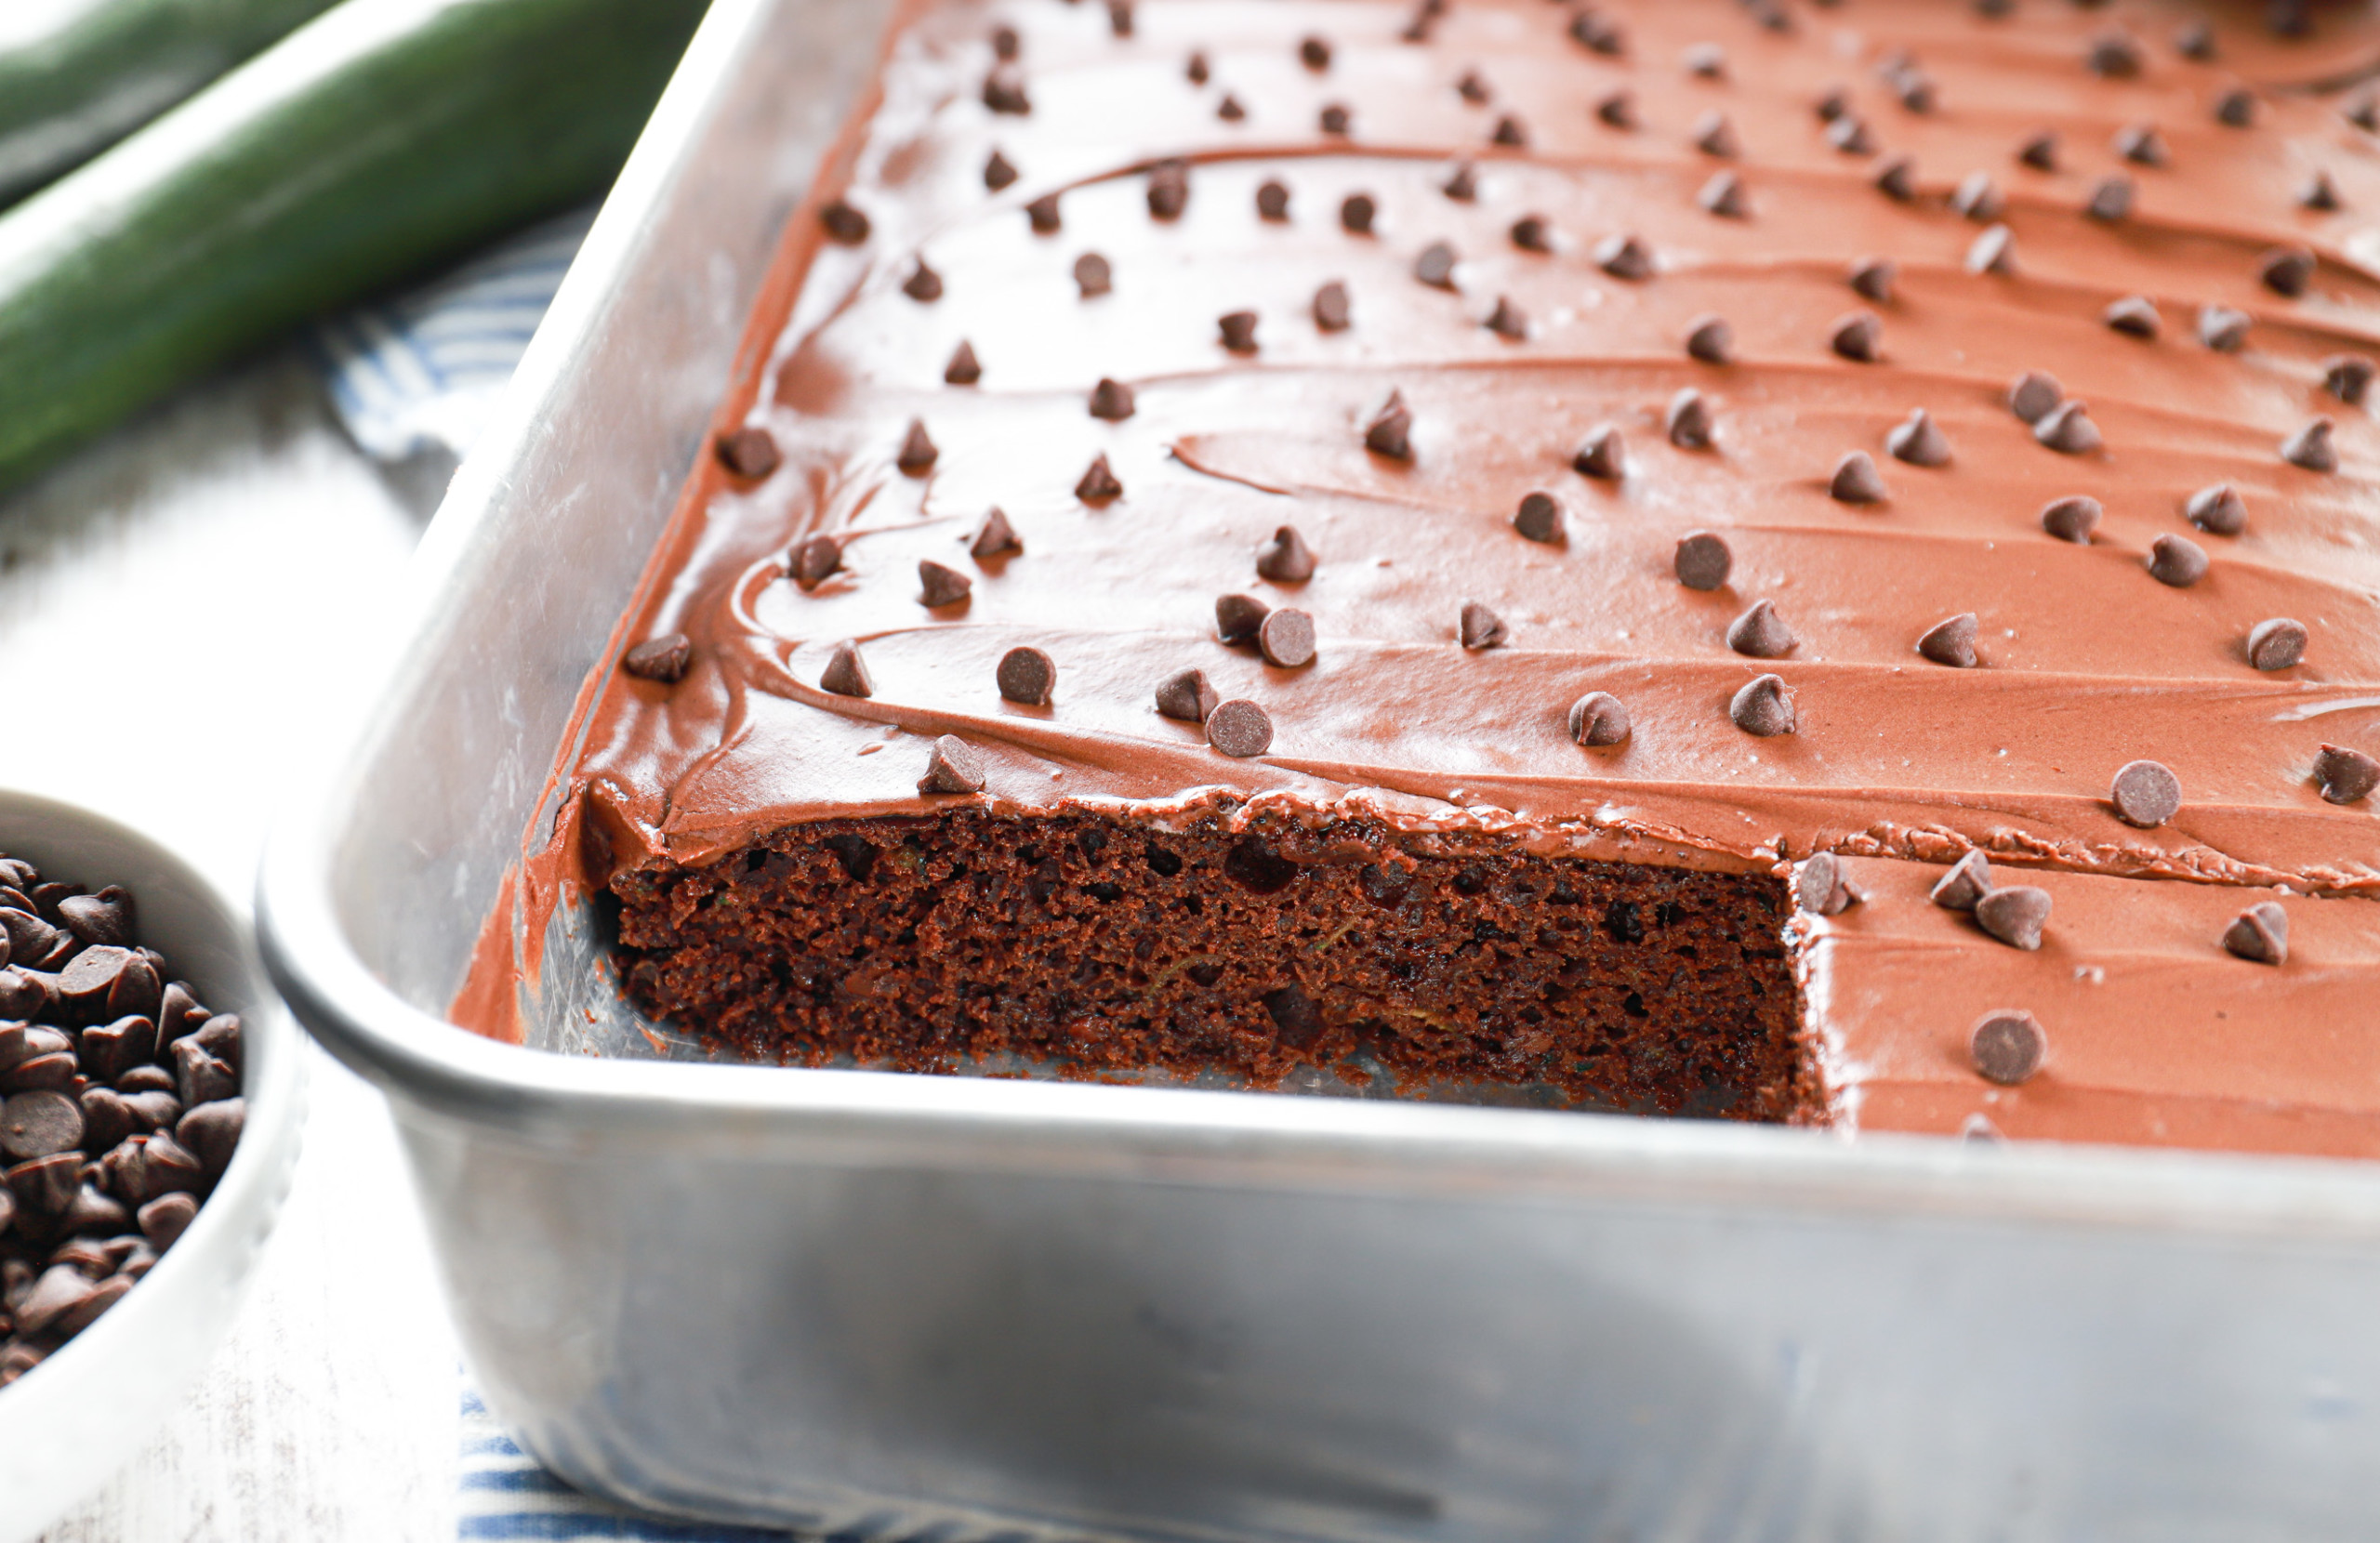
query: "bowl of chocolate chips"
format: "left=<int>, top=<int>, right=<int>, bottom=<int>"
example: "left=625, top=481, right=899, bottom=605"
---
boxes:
left=0, top=790, right=304, bottom=1543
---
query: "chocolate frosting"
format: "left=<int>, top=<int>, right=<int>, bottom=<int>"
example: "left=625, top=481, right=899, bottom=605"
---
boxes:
left=487, top=0, right=2380, bottom=1149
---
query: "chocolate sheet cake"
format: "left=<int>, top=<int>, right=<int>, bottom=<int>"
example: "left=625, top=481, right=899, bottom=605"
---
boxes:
left=470, top=0, right=2380, bottom=1154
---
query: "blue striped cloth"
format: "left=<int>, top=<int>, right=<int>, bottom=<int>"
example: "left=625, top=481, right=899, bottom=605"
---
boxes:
left=312, top=204, right=597, bottom=464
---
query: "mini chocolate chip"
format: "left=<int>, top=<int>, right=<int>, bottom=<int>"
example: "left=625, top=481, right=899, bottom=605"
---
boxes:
left=1726, top=600, right=1795, bottom=659
left=2084, top=174, right=2135, bottom=221
left=2197, top=306, right=2250, bottom=352
left=1485, top=297, right=1527, bottom=339
left=1459, top=600, right=1508, bottom=650
left=919, top=735, right=987, bottom=795
left=2017, top=130, right=2058, bottom=171
left=2110, top=758, right=2183, bottom=825
left=1217, top=593, right=1270, bottom=643
left=1207, top=699, right=1274, bottom=757
left=1595, top=91, right=1637, bottom=129
left=1491, top=115, right=1527, bottom=148
left=2223, top=902, right=2289, bottom=964
left=1951, top=172, right=2002, bottom=222
left=2247, top=617, right=2307, bottom=670
left=1258, top=608, right=1316, bottom=667
left=1967, top=224, right=2016, bottom=274
left=1667, top=388, right=1713, bottom=449
left=2324, top=355, right=2377, bottom=406
left=1570, top=9, right=1623, bottom=53
left=819, top=642, right=872, bottom=698
left=1156, top=668, right=1221, bottom=722
left=1400, top=0, right=1441, bottom=43
left=790, top=534, right=841, bottom=588
left=945, top=341, right=982, bottom=385
left=1975, top=886, right=2052, bottom=950
left=1414, top=242, right=1458, bottom=289
left=2114, top=123, right=2168, bottom=166
left=1256, top=526, right=1316, bottom=582
left=1594, top=234, right=1652, bottom=280
left=2351, top=93, right=2380, bottom=131
left=1185, top=49, right=1208, bottom=82
left=897, top=418, right=937, bottom=473
left=1300, top=34, right=1331, bottom=70
left=903, top=260, right=943, bottom=301
left=1886, top=409, right=1950, bottom=468
left=2034, top=401, right=2102, bottom=454
left=984, top=68, right=1031, bottom=114
left=1683, top=41, right=1725, bottom=77
left=919, top=560, right=972, bottom=608
left=2008, top=371, right=2061, bottom=424
left=1457, top=69, right=1489, bottom=103
left=1970, top=1010, right=2045, bottom=1085
left=1897, top=73, right=1937, bottom=113
left=1674, top=532, right=1733, bottom=590
left=1848, top=257, right=1896, bottom=302
left=1106, top=0, right=1132, bottom=36
left=1256, top=180, right=1289, bottom=220
left=716, top=427, right=781, bottom=480
left=1567, top=692, right=1631, bottom=746
left=1692, top=112, right=1739, bottom=158
left=1028, top=194, right=1062, bottom=233
left=1874, top=154, right=1917, bottom=202
left=2315, top=743, right=2380, bottom=803
left=1823, top=310, right=1882, bottom=363
left=2281, top=417, right=2338, bottom=472
left=2088, top=30, right=2142, bottom=77
left=1314, top=281, right=1352, bottom=331
left=2148, top=533, right=2209, bottom=587
left=1, top=1090, right=83, bottom=1160
left=1826, top=116, right=1873, bottom=155
left=1510, top=216, right=1551, bottom=253
left=1146, top=165, right=1189, bottom=220
left=1573, top=427, right=1624, bottom=481
left=1219, top=310, right=1259, bottom=352
left=139, top=1192, right=198, bottom=1249
left=1817, top=87, right=1850, bottom=124
left=1699, top=171, right=1748, bottom=218
left=1077, top=453, right=1123, bottom=501
left=2186, top=483, right=2246, bottom=535
left=2215, top=87, right=2255, bottom=127
left=622, top=634, right=692, bottom=684
left=1729, top=674, right=1796, bottom=736
left=1685, top=315, right=1734, bottom=364
left=2262, top=245, right=2316, bottom=297
left=1341, top=193, right=1376, bottom=234
left=820, top=200, right=870, bottom=244
left=1918, top=613, right=1980, bottom=667
left=2302, top=170, right=2341, bottom=210
left=1088, top=377, right=1135, bottom=421
left=1830, top=451, right=1887, bottom=505
left=2040, top=495, right=2102, bottom=543
left=2269, top=0, right=2308, bottom=38
left=2175, top=18, right=2215, bottom=57
left=1514, top=491, right=1565, bottom=542
left=1930, top=850, right=1994, bottom=911
left=1366, top=390, right=1413, bottom=459
left=2104, top=296, right=2161, bottom=338
left=1217, top=94, right=1245, bottom=121
left=984, top=150, right=1018, bottom=191
left=1318, top=103, right=1351, bottom=136
left=1074, top=252, right=1111, bottom=297
left=1792, top=852, right=1857, bottom=916
left=972, top=507, right=1021, bottom=559
left=997, top=646, right=1056, bottom=706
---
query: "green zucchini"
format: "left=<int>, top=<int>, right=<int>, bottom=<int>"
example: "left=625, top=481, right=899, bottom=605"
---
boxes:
left=0, top=0, right=342, bottom=204
left=0, top=0, right=711, bottom=492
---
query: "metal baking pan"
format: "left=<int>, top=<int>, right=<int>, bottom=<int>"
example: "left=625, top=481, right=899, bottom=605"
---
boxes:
left=258, top=0, right=2380, bottom=1536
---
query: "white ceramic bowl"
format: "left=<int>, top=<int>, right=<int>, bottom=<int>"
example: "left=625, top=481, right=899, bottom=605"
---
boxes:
left=0, top=790, right=305, bottom=1543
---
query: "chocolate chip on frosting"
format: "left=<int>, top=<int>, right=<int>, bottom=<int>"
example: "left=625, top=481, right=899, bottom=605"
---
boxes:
left=2175, top=19, right=2215, bottom=59
left=1145, top=161, right=1189, bottom=220
left=1256, top=180, right=1289, bottom=221
left=623, top=634, right=692, bottom=684
left=2103, top=296, right=2160, bottom=338
left=1318, top=103, right=1352, bottom=136
left=1830, top=451, right=1887, bottom=505
left=820, top=200, right=870, bottom=244
left=1828, top=310, right=1883, bottom=363
left=1510, top=216, right=1552, bottom=253
left=819, top=640, right=873, bottom=697
left=2087, top=30, right=2143, bottom=77
left=2147, top=532, right=2209, bottom=587
left=2110, top=758, right=2184, bottom=826
left=791, top=534, right=842, bottom=587
left=1442, top=161, right=1477, bottom=201
left=2247, top=616, right=2307, bottom=670
left=1848, top=257, right=1896, bottom=302
left=1685, top=315, right=1734, bottom=364
left=2113, top=123, right=2168, bottom=166
left=919, top=559, right=972, bottom=607
left=1184, top=49, right=1208, bottom=83
left=1156, top=668, right=1220, bottom=722
left=1950, top=172, right=2003, bottom=222
left=1076, top=453, right=1122, bottom=502
left=1692, top=112, right=1739, bottom=158
left=2186, top=483, right=2246, bottom=535
left=2039, top=495, right=2101, bottom=543
left=1792, top=851, right=1858, bottom=916
left=1219, top=310, right=1258, bottom=352
left=2281, top=417, right=2338, bottom=472
left=1816, top=86, right=1850, bottom=124
left=1595, top=90, right=1638, bottom=130
left=983, top=150, right=1017, bottom=191
left=1970, top=1009, right=2045, bottom=1085
left=2349, top=92, right=2380, bottom=132
left=1569, top=9, right=1623, bottom=54
left=2008, top=371, right=2061, bottom=424
left=1667, top=389, right=1715, bottom=450
left=1215, top=592, right=1269, bottom=644
left=1673, top=531, right=1732, bottom=591
left=1206, top=699, right=1274, bottom=757
left=2084, top=175, right=2135, bottom=222
left=2261, top=244, right=2316, bottom=297
left=2268, top=0, right=2309, bottom=38
left=717, top=426, right=780, bottom=480
left=1258, top=609, right=1316, bottom=667
left=1256, top=525, right=1316, bottom=583
left=903, top=259, right=943, bottom=301
left=990, top=22, right=1020, bottom=59
left=1930, top=849, right=1994, bottom=911
left=1683, top=41, right=1726, bottom=77
left=1567, top=692, right=1631, bottom=746
left=1088, top=377, right=1135, bottom=421
left=1365, top=389, right=1413, bottom=459
left=1459, top=600, right=1508, bottom=650
left=897, top=418, right=937, bottom=473
left=1028, top=194, right=1062, bottom=234
left=2017, top=130, right=2059, bottom=171
left=971, top=507, right=1021, bottom=559
left=1217, top=94, right=1245, bottom=121
left=1073, top=251, right=1111, bottom=296
left=944, top=340, right=982, bottom=385
left=1594, top=234, right=1653, bottom=280
left=1491, top=114, right=1527, bottom=149
left=1886, top=409, right=1950, bottom=468
left=2197, top=305, right=2250, bottom=352
left=1975, top=886, right=2051, bottom=950
left=1573, top=426, right=1625, bottom=481
left=1484, top=297, right=1527, bottom=339
left=918, top=734, right=987, bottom=795
left=1966, top=223, right=2016, bottom=275
left=1698, top=171, right=1748, bottom=218
left=1826, top=115, right=1873, bottom=155
left=2301, top=170, right=2341, bottom=211
left=997, top=646, right=1056, bottom=705
left=1874, top=154, right=1917, bottom=202
left=983, top=67, right=1031, bottom=114
left=1917, top=613, right=1979, bottom=667
left=1300, top=34, right=1331, bottom=70
left=2033, top=401, right=2101, bottom=454
left=1106, top=0, right=1132, bottom=38
left=1313, top=281, right=1352, bottom=332
left=2325, top=354, right=2376, bottom=404
left=1729, top=674, right=1796, bottom=736
left=1457, top=69, right=1489, bottom=104
left=2315, top=743, right=2380, bottom=804
left=1414, top=242, right=1458, bottom=289
left=1726, top=600, right=1795, bottom=659
left=2223, top=902, right=2289, bottom=965
left=1514, top=491, right=1566, bottom=542
left=2215, top=87, right=2256, bottom=127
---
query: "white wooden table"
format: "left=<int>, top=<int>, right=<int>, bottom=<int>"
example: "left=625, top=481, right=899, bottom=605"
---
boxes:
left=2, top=353, right=460, bottom=1541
